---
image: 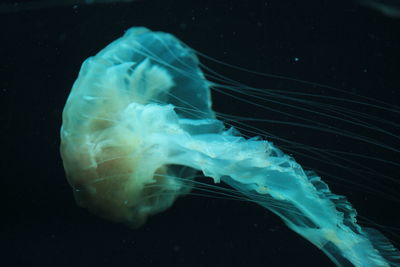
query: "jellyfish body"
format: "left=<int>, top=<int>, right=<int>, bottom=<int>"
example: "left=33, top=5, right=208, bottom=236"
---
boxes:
left=60, top=27, right=400, bottom=266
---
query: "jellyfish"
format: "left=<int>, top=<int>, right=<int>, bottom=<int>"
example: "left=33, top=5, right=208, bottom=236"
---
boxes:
left=60, top=27, right=400, bottom=266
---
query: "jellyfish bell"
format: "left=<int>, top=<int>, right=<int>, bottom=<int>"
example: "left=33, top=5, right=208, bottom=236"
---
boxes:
left=60, top=27, right=400, bottom=265
left=60, top=27, right=212, bottom=227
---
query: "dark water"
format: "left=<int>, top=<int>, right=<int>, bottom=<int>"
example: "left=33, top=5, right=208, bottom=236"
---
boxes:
left=2, top=0, right=400, bottom=266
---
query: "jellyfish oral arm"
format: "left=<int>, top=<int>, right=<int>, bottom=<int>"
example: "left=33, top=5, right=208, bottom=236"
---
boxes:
left=135, top=102, right=398, bottom=267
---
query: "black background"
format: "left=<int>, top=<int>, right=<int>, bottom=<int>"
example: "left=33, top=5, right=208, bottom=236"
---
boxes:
left=2, top=0, right=400, bottom=266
